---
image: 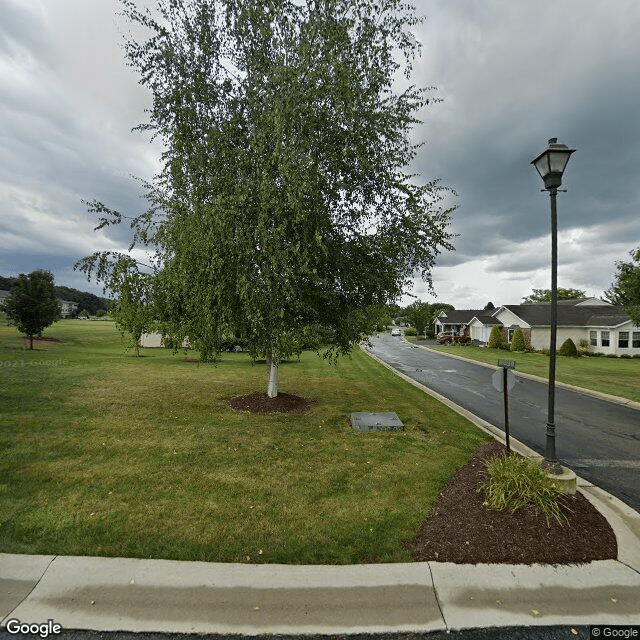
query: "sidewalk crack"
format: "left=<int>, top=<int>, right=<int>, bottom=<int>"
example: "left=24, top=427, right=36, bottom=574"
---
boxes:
left=0, top=555, right=58, bottom=627
left=427, top=561, right=448, bottom=631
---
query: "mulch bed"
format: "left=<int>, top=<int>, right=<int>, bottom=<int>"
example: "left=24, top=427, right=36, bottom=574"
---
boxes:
left=405, top=440, right=618, bottom=564
left=228, top=392, right=314, bottom=413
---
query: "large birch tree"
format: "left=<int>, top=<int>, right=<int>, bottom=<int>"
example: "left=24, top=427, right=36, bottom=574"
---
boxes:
left=77, top=0, right=454, bottom=397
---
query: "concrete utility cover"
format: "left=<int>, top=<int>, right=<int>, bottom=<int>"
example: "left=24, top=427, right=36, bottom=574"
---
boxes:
left=351, top=412, right=404, bottom=432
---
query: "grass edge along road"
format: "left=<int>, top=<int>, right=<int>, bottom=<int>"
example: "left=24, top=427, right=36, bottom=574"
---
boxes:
left=418, top=340, right=640, bottom=404
left=0, top=320, right=489, bottom=564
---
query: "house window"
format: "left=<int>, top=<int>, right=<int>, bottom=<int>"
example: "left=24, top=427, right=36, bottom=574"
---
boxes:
left=508, top=329, right=515, bottom=341
left=601, top=331, right=610, bottom=347
left=589, top=331, right=597, bottom=347
left=633, top=332, right=640, bottom=348
left=618, top=331, right=629, bottom=348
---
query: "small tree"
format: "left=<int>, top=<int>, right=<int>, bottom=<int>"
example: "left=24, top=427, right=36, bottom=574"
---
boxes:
left=557, top=338, right=578, bottom=356
left=510, top=326, right=526, bottom=352
left=404, top=300, right=433, bottom=336
left=5, top=270, right=61, bottom=349
left=522, top=288, right=585, bottom=303
left=605, top=247, right=640, bottom=326
left=78, top=309, right=91, bottom=318
left=487, top=324, right=505, bottom=349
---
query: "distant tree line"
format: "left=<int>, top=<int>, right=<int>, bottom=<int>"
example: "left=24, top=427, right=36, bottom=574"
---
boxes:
left=0, top=275, right=110, bottom=315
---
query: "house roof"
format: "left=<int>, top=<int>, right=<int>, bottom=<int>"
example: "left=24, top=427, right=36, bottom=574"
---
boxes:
left=527, top=297, right=612, bottom=306
left=470, top=315, right=502, bottom=326
left=438, top=309, right=485, bottom=324
left=586, top=314, right=632, bottom=328
left=500, top=304, right=630, bottom=328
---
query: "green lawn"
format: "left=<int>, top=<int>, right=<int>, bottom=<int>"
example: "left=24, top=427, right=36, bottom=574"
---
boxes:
left=0, top=320, right=489, bottom=564
left=419, top=341, right=640, bottom=404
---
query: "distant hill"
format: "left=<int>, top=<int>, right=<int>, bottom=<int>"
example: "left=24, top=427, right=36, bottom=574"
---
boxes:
left=0, top=275, right=111, bottom=315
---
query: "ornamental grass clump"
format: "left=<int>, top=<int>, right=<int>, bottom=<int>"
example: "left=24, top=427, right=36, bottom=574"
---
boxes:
left=477, top=454, right=569, bottom=526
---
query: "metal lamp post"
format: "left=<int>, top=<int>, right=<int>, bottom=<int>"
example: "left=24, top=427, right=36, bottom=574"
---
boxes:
left=531, top=138, right=575, bottom=474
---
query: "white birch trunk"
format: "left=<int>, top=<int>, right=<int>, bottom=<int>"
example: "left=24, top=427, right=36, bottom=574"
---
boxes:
left=266, top=350, right=279, bottom=397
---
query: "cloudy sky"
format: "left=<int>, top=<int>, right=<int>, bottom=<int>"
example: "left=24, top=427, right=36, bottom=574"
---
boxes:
left=2, top=0, right=639, bottom=309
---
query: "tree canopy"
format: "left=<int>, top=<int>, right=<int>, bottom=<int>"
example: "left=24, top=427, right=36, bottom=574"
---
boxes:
left=522, top=288, right=586, bottom=303
left=605, top=247, right=640, bottom=325
left=0, top=275, right=109, bottom=315
left=4, top=270, right=61, bottom=349
left=76, top=0, right=455, bottom=395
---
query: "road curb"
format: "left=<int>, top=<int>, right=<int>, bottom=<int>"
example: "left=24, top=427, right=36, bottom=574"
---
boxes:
left=361, top=342, right=640, bottom=572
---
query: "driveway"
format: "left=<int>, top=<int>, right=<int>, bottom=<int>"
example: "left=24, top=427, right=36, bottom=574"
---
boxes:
left=366, top=333, right=640, bottom=512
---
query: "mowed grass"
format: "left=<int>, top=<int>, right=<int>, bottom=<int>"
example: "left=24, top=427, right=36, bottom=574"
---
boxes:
left=0, top=320, right=489, bottom=564
left=424, top=342, right=640, bottom=403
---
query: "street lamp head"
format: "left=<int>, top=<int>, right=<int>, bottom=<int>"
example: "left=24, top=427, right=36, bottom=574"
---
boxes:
left=531, top=138, right=576, bottom=190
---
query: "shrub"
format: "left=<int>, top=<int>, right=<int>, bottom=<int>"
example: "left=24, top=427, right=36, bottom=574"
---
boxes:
left=620, top=354, right=632, bottom=359
left=591, top=352, right=604, bottom=357
left=404, top=327, right=417, bottom=336
left=577, top=338, right=591, bottom=356
left=633, top=354, right=640, bottom=359
left=477, top=454, right=568, bottom=526
left=605, top=353, right=618, bottom=358
left=487, top=325, right=506, bottom=349
left=510, top=327, right=526, bottom=352
left=539, top=348, right=550, bottom=356
left=557, top=338, right=578, bottom=356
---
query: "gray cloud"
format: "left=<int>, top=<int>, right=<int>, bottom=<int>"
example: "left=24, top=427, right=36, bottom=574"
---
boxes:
left=2, top=0, right=640, bottom=308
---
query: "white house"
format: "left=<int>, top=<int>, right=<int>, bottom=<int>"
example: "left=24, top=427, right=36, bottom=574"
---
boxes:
left=467, top=299, right=640, bottom=356
left=139, top=333, right=190, bottom=348
left=467, top=314, right=503, bottom=344
left=435, top=309, right=486, bottom=335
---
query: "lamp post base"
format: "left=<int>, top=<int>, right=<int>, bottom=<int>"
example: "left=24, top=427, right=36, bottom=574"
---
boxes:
left=542, top=463, right=577, bottom=495
left=541, top=457, right=562, bottom=475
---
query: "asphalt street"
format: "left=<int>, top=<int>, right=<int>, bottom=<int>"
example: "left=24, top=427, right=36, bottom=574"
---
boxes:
left=366, top=333, right=640, bottom=513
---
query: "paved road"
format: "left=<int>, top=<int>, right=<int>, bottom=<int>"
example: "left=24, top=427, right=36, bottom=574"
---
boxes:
left=366, top=333, right=640, bottom=512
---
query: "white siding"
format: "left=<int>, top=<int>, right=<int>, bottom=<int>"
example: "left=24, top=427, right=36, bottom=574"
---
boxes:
left=493, top=308, right=530, bottom=328
left=588, top=322, right=640, bottom=355
left=468, top=319, right=493, bottom=343
left=140, top=332, right=164, bottom=347
left=530, top=327, right=588, bottom=351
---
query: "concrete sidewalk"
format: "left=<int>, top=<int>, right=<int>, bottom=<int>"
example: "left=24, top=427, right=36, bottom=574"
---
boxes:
left=2, top=552, right=640, bottom=635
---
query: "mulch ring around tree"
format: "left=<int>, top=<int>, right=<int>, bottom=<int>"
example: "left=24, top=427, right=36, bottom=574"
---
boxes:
left=228, top=392, right=314, bottom=413
left=404, top=440, right=618, bottom=565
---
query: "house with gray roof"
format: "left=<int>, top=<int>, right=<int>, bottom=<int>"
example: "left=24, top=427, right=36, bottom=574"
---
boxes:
left=470, top=299, right=640, bottom=355
left=435, top=309, right=485, bottom=335
left=437, top=298, right=640, bottom=355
